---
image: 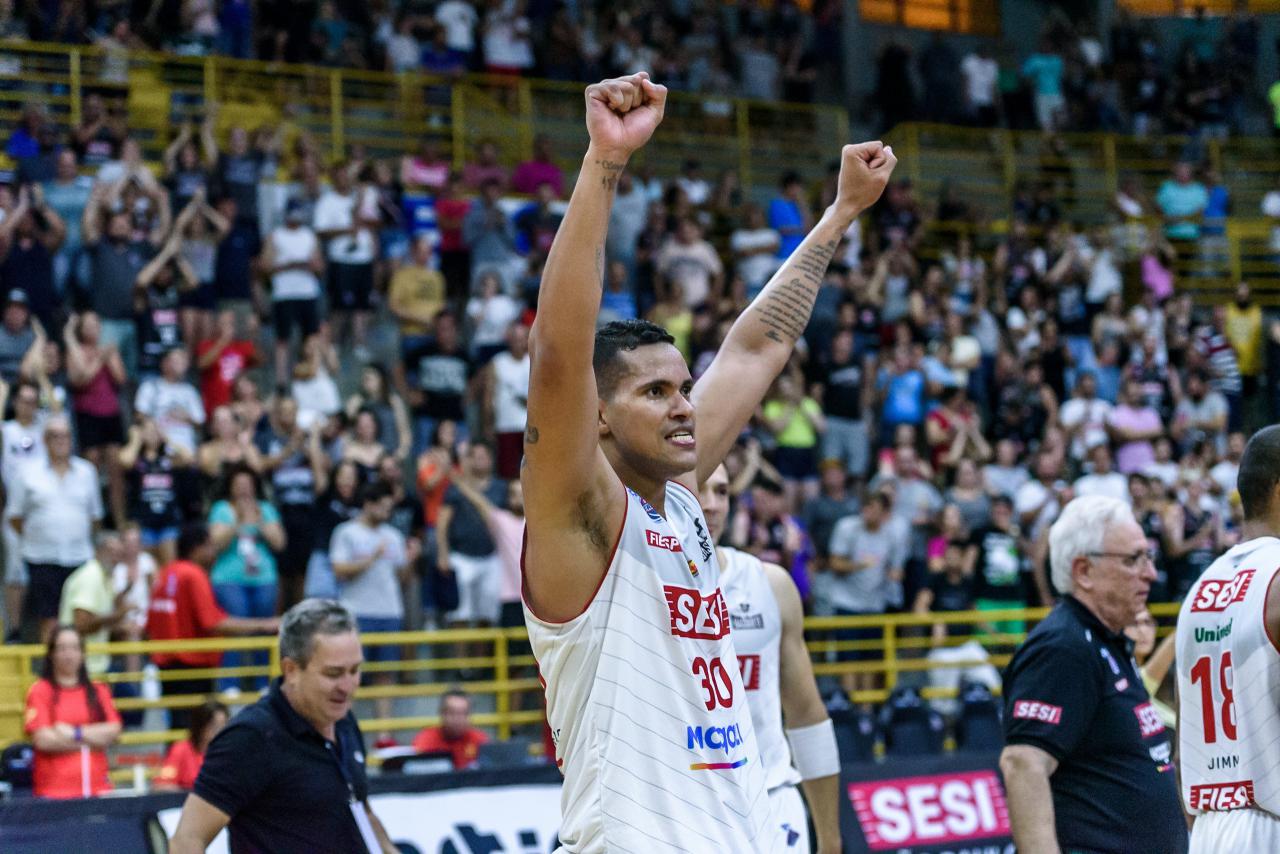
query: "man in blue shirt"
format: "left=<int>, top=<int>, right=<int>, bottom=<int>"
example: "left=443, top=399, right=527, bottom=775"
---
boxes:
left=1156, top=161, right=1209, bottom=241
left=1022, top=40, right=1064, bottom=130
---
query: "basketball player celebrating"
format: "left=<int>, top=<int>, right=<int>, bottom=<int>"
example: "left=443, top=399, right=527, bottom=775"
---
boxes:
left=521, top=72, right=894, bottom=852
left=700, top=464, right=842, bottom=853
left=1176, top=424, right=1280, bottom=852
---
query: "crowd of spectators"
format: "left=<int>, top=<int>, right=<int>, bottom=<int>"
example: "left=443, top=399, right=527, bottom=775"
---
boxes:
left=876, top=7, right=1277, bottom=137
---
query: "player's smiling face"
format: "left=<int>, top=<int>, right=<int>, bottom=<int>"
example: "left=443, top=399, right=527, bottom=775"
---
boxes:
left=599, top=343, right=697, bottom=478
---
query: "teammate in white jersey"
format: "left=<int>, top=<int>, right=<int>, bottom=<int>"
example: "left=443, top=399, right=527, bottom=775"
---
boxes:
left=700, top=464, right=842, bottom=853
left=1176, top=424, right=1280, bottom=852
left=520, top=72, right=895, bottom=853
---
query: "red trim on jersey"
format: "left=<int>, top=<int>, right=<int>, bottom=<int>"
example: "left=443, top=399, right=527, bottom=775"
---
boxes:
left=520, top=483, right=628, bottom=625
left=667, top=478, right=702, bottom=508
left=1263, top=569, right=1280, bottom=656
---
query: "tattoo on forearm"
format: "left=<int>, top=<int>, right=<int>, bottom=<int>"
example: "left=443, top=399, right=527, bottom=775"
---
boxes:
left=595, top=246, right=604, bottom=283
left=596, top=159, right=625, bottom=192
left=752, top=240, right=838, bottom=343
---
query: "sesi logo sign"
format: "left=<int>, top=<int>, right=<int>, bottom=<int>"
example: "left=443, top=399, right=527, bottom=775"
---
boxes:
left=663, top=586, right=729, bottom=640
left=1190, top=570, right=1255, bottom=613
left=645, top=530, right=683, bottom=552
left=848, top=770, right=1010, bottom=851
left=1011, top=700, right=1062, bottom=725
left=1189, top=781, right=1255, bottom=812
left=1134, top=702, right=1166, bottom=738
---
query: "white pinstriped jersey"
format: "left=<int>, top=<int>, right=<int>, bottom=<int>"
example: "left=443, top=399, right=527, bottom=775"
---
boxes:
left=524, top=482, right=780, bottom=853
left=719, top=547, right=802, bottom=793
left=1177, top=536, right=1280, bottom=817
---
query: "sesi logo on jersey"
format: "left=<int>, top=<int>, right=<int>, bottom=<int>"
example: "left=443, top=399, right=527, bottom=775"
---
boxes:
left=645, top=530, right=683, bottom=552
left=1190, top=569, right=1256, bottom=613
left=1189, top=781, right=1255, bottom=812
left=663, top=586, right=729, bottom=640
left=1011, top=700, right=1062, bottom=725
left=1134, top=702, right=1166, bottom=738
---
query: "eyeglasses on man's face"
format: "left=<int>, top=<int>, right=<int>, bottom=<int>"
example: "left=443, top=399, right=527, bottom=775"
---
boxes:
left=1088, top=548, right=1158, bottom=569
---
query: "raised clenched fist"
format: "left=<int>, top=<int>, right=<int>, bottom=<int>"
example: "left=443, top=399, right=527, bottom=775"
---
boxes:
left=833, top=141, right=898, bottom=220
left=583, top=72, right=668, bottom=158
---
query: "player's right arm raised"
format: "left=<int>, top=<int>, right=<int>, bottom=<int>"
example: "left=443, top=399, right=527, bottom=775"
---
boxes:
left=522, top=73, right=667, bottom=622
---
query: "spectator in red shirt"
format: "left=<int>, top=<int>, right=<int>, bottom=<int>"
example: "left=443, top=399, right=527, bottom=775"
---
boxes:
left=24, top=625, right=122, bottom=798
left=411, top=689, right=489, bottom=769
left=154, top=698, right=229, bottom=790
left=146, top=523, right=277, bottom=728
left=196, top=310, right=259, bottom=419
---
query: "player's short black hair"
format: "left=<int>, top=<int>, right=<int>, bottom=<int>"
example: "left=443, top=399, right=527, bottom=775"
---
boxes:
left=1239, top=425, right=1280, bottom=521
left=593, top=319, right=677, bottom=400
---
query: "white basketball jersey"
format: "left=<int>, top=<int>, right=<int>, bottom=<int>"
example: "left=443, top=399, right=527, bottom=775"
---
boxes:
left=720, top=547, right=801, bottom=792
left=524, top=483, right=779, bottom=853
left=1177, top=536, right=1280, bottom=817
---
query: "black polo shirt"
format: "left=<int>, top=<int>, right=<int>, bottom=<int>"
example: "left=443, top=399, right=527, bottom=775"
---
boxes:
left=194, top=679, right=374, bottom=853
left=1002, top=596, right=1187, bottom=854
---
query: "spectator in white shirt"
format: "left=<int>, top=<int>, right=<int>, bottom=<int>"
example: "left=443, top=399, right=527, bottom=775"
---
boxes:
left=1058, top=372, right=1113, bottom=464
left=656, top=218, right=724, bottom=309
left=729, top=204, right=782, bottom=298
left=263, top=199, right=325, bottom=382
left=1, top=379, right=47, bottom=634
left=960, top=47, right=999, bottom=125
left=135, top=348, right=206, bottom=455
left=436, top=0, right=479, bottom=55
left=6, top=415, right=103, bottom=640
left=313, top=163, right=377, bottom=360
left=1073, top=444, right=1131, bottom=503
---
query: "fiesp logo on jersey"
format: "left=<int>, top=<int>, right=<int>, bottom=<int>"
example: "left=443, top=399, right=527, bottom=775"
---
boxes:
left=1190, top=569, right=1255, bottom=613
left=848, top=770, right=1010, bottom=851
left=1189, top=781, right=1255, bottom=812
left=645, top=530, right=683, bottom=552
left=663, top=586, right=729, bottom=640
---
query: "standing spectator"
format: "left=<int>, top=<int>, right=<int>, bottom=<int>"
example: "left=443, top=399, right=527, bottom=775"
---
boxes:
left=212, top=197, right=260, bottom=317
left=330, top=481, right=418, bottom=740
left=162, top=117, right=217, bottom=213
left=118, top=418, right=196, bottom=567
left=729, top=204, right=781, bottom=298
left=1059, top=372, right=1113, bottom=465
left=313, top=163, right=377, bottom=359
left=481, top=0, right=534, bottom=76
left=739, top=31, right=781, bottom=101
left=877, top=345, right=926, bottom=446
left=606, top=171, right=649, bottom=273
left=436, top=0, right=479, bottom=57
left=483, top=321, right=529, bottom=479
left=1, top=380, right=46, bottom=636
left=64, top=313, right=127, bottom=527
left=402, top=310, right=474, bottom=454
left=999, top=497, right=1181, bottom=854
left=146, top=524, right=278, bottom=727
left=465, top=271, right=523, bottom=360
left=1155, top=161, right=1209, bottom=242
left=437, top=442, right=505, bottom=628
left=208, top=465, right=286, bottom=692
left=1073, top=444, right=1130, bottom=503
left=306, top=460, right=362, bottom=599
left=57, top=532, right=126, bottom=677
left=24, top=626, right=121, bottom=798
left=656, top=218, right=723, bottom=309
left=411, top=689, right=490, bottom=769
left=463, top=142, right=508, bottom=192
left=802, top=461, right=860, bottom=605
left=174, top=191, right=231, bottom=347
left=198, top=406, right=264, bottom=481
left=462, top=179, right=520, bottom=293
left=1022, top=38, right=1065, bottom=130
left=827, top=494, right=904, bottom=699
left=1108, top=379, right=1165, bottom=475
left=389, top=235, right=447, bottom=356
left=196, top=310, right=259, bottom=419
left=961, top=46, right=999, bottom=125
left=344, top=365, right=412, bottom=463
left=768, top=172, right=812, bottom=260
left=510, top=134, right=563, bottom=197
left=213, top=125, right=274, bottom=232
left=154, top=699, right=229, bottom=791
left=259, top=397, right=327, bottom=609
left=0, top=185, right=66, bottom=333
left=81, top=198, right=157, bottom=376
left=434, top=175, right=473, bottom=303
left=262, top=198, right=325, bottom=382
left=73, top=94, right=126, bottom=169
left=1172, top=369, right=1228, bottom=455
left=1196, top=306, right=1244, bottom=432
left=760, top=371, right=825, bottom=508
left=1226, top=282, right=1263, bottom=408
left=0, top=289, right=37, bottom=386
left=135, top=348, right=206, bottom=455
left=399, top=138, right=450, bottom=192
left=42, top=150, right=94, bottom=296
left=134, top=235, right=198, bottom=379
left=6, top=416, right=102, bottom=642
left=290, top=333, right=342, bottom=430
left=970, top=495, right=1027, bottom=623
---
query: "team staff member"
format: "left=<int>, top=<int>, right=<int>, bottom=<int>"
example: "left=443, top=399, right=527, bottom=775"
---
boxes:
left=999, top=495, right=1186, bottom=854
left=700, top=464, right=842, bottom=853
left=170, top=599, right=399, bottom=854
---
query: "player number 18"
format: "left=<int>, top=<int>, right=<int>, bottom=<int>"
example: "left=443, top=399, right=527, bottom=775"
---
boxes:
left=1189, top=652, right=1237, bottom=744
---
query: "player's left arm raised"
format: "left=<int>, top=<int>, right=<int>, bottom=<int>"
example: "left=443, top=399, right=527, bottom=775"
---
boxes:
left=685, top=143, right=896, bottom=488
left=766, top=562, right=842, bottom=854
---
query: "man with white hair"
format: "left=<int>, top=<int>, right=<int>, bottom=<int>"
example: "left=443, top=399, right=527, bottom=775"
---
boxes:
left=999, top=495, right=1186, bottom=854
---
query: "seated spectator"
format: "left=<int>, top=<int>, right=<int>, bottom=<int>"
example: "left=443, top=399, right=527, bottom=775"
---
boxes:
left=196, top=310, right=259, bottom=420
left=199, top=405, right=264, bottom=480
left=56, top=532, right=126, bottom=677
left=1155, top=161, right=1208, bottom=242
left=1108, top=378, right=1165, bottom=475
left=656, top=219, right=724, bottom=310
left=1172, top=368, right=1229, bottom=456
left=399, top=138, right=450, bottom=192
left=411, top=688, right=490, bottom=769
left=510, top=134, right=563, bottom=197
left=345, top=365, right=412, bottom=462
left=462, top=140, right=509, bottom=192
left=339, top=408, right=389, bottom=478
left=466, top=271, right=523, bottom=361
left=135, top=348, right=206, bottom=455
left=1074, top=443, right=1131, bottom=502
left=153, top=699, right=229, bottom=791
left=24, top=625, right=122, bottom=798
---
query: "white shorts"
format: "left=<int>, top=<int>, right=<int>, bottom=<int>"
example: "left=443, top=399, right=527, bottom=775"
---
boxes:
left=448, top=552, right=501, bottom=624
left=769, top=784, right=811, bottom=852
left=1191, top=808, right=1280, bottom=853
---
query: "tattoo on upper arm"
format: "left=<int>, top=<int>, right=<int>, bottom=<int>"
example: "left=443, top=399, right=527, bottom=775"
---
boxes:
left=752, top=240, right=838, bottom=343
left=525, top=425, right=539, bottom=445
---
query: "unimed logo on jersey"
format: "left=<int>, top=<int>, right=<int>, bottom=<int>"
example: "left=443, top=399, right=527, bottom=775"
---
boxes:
left=1190, top=569, right=1255, bottom=613
left=1134, top=702, right=1166, bottom=738
left=645, top=530, right=683, bottom=552
left=848, top=770, right=1010, bottom=851
left=1011, top=700, right=1062, bottom=725
left=663, top=586, right=729, bottom=640
left=1189, top=781, right=1255, bottom=811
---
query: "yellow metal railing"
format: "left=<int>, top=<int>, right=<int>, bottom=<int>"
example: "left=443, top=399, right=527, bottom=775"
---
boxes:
left=0, top=602, right=1182, bottom=766
left=0, top=40, right=846, bottom=188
